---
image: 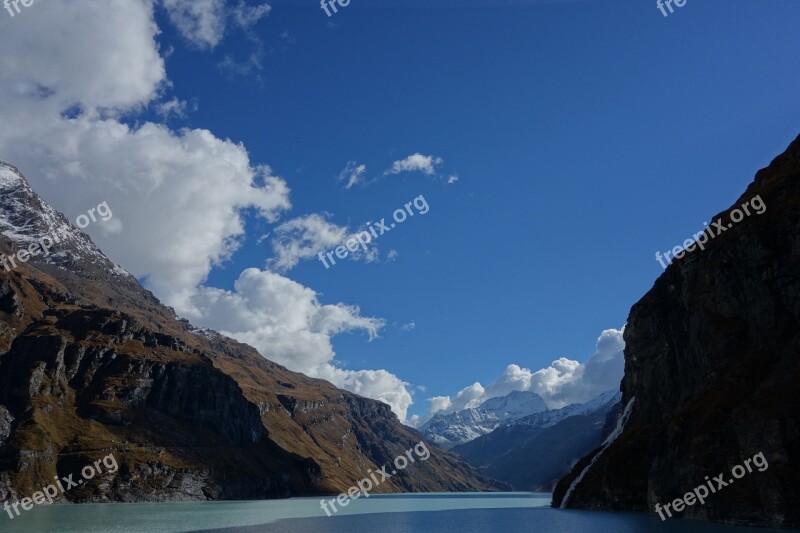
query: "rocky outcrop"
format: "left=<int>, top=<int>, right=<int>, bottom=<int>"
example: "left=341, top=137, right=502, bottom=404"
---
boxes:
left=553, top=135, right=800, bottom=528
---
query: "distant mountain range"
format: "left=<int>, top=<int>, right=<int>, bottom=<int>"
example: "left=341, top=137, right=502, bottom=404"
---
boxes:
left=453, top=390, right=620, bottom=491
left=0, top=161, right=503, bottom=502
left=418, top=386, right=621, bottom=492
left=419, top=390, right=548, bottom=448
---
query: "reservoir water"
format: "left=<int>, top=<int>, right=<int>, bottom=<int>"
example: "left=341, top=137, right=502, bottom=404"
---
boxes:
left=1, top=493, right=786, bottom=532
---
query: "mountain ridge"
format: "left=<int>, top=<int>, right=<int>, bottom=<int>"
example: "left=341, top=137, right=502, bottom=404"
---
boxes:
left=419, top=390, right=547, bottom=448
left=452, top=390, right=620, bottom=491
left=0, top=161, right=504, bottom=502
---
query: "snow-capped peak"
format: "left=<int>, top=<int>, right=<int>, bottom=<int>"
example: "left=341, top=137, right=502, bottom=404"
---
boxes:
left=478, top=390, right=548, bottom=421
left=419, top=389, right=621, bottom=449
left=0, top=160, right=132, bottom=279
left=419, top=391, right=548, bottom=448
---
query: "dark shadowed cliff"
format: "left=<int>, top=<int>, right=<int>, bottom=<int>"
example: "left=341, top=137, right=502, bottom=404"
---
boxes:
left=0, top=161, right=502, bottom=503
left=553, top=135, right=800, bottom=529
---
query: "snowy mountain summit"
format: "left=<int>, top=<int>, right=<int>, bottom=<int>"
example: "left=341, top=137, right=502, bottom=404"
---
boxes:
left=0, top=160, right=129, bottom=278
left=419, top=390, right=548, bottom=448
left=0, top=161, right=172, bottom=317
left=478, top=390, right=549, bottom=422
left=420, top=389, right=622, bottom=449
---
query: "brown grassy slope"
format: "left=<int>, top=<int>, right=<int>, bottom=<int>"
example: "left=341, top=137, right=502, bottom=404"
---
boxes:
left=0, top=238, right=503, bottom=502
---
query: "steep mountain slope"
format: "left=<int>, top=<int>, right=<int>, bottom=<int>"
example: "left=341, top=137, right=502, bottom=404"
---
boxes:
left=0, top=160, right=170, bottom=327
left=419, top=391, right=547, bottom=448
left=553, top=136, right=800, bottom=528
left=486, top=409, right=609, bottom=492
left=453, top=391, right=619, bottom=490
left=0, top=161, right=502, bottom=503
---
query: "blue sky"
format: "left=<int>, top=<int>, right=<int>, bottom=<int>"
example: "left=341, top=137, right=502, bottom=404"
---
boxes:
left=167, top=0, right=800, bottom=421
left=2, top=0, right=800, bottom=423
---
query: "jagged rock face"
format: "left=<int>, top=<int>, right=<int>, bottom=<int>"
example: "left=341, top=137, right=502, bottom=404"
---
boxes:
left=0, top=163, right=503, bottom=503
left=553, top=136, right=800, bottom=528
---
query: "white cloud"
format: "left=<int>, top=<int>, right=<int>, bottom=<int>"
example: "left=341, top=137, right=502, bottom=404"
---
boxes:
left=160, top=0, right=270, bottom=68
left=0, top=0, right=165, bottom=111
left=0, top=0, right=413, bottom=422
left=447, top=174, right=459, bottom=185
left=269, top=214, right=348, bottom=271
left=338, top=161, right=366, bottom=190
left=312, top=365, right=413, bottom=422
left=185, top=268, right=383, bottom=368
left=183, top=268, right=414, bottom=420
left=387, top=249, right=400, bottom=262
left=161, top=0, right=227, bottom=49
left=427, top=396, right=452, bottom=416
left=385, top=153, right=443, bottom=176
left=0, top=0, right=290, bottom=315
left=268, top=214, right=380, bottom=272
left=155, top=97, right=190, bottom=119
left=421, top=328, right=625, bottom=421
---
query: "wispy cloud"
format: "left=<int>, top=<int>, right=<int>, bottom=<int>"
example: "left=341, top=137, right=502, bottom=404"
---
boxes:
left=338, top=161, right=367, bottom=190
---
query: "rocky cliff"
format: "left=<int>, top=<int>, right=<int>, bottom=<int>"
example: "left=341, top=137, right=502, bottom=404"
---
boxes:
left=552, top=136, right=800, bottom=528
left=0, top=162, right=502, bottom=503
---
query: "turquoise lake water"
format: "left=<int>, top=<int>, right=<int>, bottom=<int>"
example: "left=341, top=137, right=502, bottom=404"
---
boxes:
left=0, top=493, right=787, bottom=532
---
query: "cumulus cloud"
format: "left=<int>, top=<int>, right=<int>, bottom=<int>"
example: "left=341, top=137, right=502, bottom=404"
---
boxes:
left=313, top=365, right=413, bottom=422
left=0, top=1, right=290, bottom=313
left=338, top=161, right=367, bottom=190
left=427, top=396, right=453, bottom=415
left=386, top=153, right=443, bottom=176
left=422, top=328, right=625, bottom=421
left=0, top=0, right=165, bottom=111
left=0, top=1, right=290, bottom=310
left=5, top=117, right=292, bottom=311
left=184, top=268, right=415, bottom=420
left=185, top=268, right=383, bottom=368
left=0, top=0, right=413, bottom=422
